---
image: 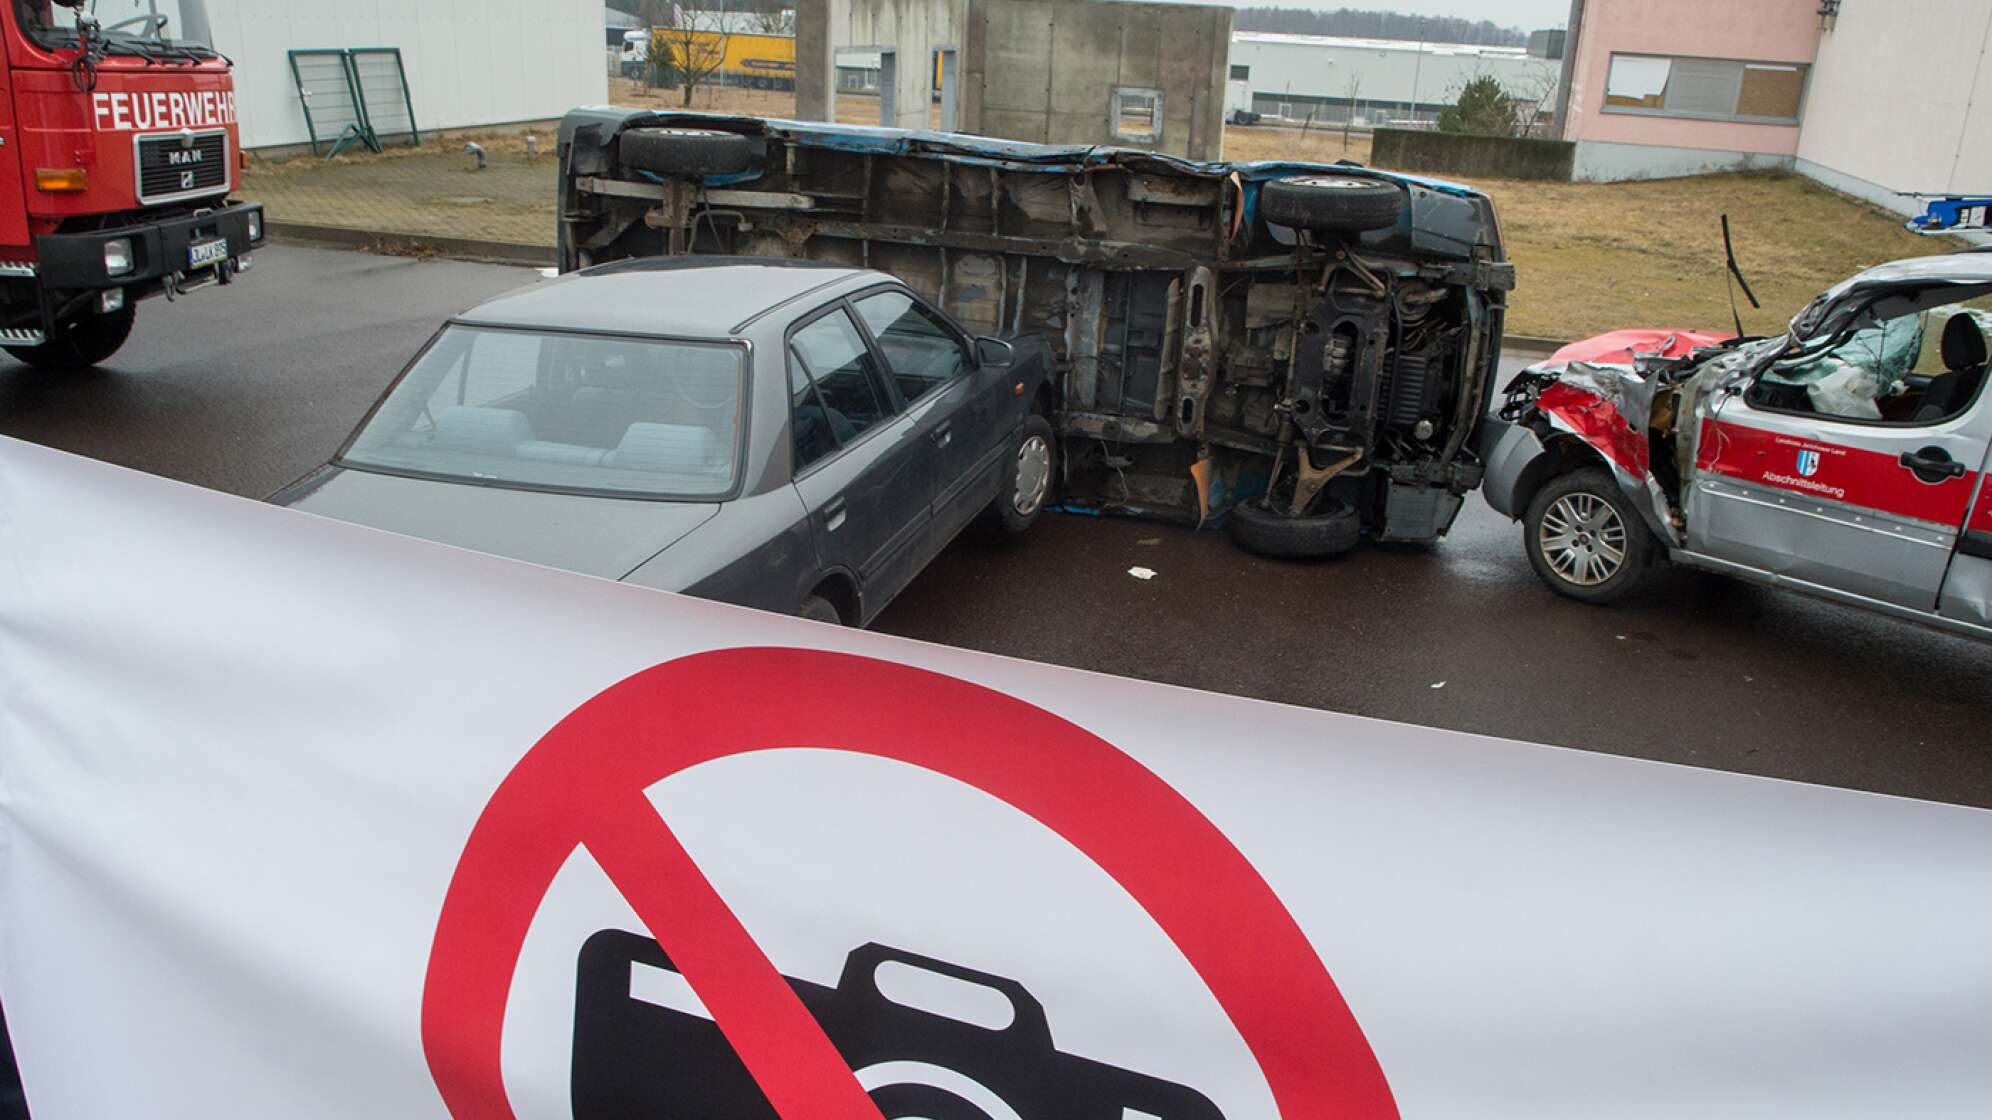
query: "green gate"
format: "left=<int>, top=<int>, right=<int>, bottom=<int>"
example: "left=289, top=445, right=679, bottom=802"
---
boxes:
left=288, top=48, right=422, bottom=158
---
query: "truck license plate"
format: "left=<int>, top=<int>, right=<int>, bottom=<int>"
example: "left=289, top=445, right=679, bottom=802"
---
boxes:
left=187, top=239, right=229, bottom=269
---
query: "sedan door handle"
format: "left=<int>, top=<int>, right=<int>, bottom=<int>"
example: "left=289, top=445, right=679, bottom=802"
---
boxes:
left=931, top=424, right=952, bottom=449
left=822, top=497, right=848, bottom=531
left=1899, top=448, right=1966, bottom=480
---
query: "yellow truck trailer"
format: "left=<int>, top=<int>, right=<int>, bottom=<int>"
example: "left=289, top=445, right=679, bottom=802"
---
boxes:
left=654, top=30, right=796, bottom=91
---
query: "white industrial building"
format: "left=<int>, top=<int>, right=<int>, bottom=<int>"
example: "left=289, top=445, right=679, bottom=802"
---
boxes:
left=197, top=0, right=608, bottom=151
left=1229, top=32, right=1562, bottom=127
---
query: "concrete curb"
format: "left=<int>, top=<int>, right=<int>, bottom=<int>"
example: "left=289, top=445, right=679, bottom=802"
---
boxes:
left=265, top=221, right=555, bottom=268
left=1503, top=334, right=1569, bottom=360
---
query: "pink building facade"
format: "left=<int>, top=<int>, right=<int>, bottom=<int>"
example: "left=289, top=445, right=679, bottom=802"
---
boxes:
left=1555, top=0, right=1823, bottom=181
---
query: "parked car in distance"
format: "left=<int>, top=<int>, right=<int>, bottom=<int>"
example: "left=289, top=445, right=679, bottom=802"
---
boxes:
left=1480, top=254, right=1992, bottom=641
left=271, top=258, right=1056, bottom=626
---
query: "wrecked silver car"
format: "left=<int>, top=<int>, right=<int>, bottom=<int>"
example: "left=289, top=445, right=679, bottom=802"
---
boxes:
left=1483, top=255, right=1992, bottom=640
left=556, top=110, right=1513, bottom=555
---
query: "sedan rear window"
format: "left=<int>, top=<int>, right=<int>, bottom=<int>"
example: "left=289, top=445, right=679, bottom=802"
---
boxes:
left=342, top=326, right=743, bottom=499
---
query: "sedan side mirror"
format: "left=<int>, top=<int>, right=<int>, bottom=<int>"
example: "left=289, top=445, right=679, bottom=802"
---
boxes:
left=975, top=336, right=1014, bottom=367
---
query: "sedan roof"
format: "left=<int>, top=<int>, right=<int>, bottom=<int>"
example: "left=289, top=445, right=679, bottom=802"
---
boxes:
left=455, top=257, right=875, bottom=338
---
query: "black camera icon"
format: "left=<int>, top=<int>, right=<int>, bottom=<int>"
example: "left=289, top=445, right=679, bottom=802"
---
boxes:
left=572, top=929, right=1226, bottom=1119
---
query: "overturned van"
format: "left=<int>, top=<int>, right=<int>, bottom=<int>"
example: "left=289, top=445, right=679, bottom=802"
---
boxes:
left=556, top=110, right=1514, bottom=555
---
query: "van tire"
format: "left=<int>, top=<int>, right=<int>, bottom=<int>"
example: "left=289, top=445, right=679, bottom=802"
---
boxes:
left=1228, top=497, right=1361, bottom=558
left=619, top=127, right=759, bottom=177
left=1260, top=175, right=1404, bottom=234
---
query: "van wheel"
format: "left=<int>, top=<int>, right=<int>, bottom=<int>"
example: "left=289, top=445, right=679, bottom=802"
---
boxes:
left=1523, top=468, right=1656, bottom=604
left=1228, top=497, right=1360, bottom=558
left=1259, top=175, right=1404, bottom=233
left=619, top=127, right=759, bottom=176
left=4, top=303, right=135, bottom=370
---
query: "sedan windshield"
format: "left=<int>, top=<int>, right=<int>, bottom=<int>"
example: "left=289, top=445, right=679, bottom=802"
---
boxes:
left=343, top=326, right=745, bottom=500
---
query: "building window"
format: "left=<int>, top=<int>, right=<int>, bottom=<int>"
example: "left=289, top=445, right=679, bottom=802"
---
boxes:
left=1603, top=53, right=1807, bottom=124
left=1111, top=87, right=1163, bottom=144
left=1229, top=64, right=1249, bottom=80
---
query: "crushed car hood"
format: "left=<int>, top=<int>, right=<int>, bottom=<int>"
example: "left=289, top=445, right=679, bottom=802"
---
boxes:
left=1549, top=328, right=1730, bottom=366
left=281, top=468, right=719, bottom=580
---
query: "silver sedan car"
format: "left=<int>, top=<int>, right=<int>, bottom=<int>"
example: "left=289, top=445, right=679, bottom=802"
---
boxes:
left=272, top=258, right=1056, bottom=625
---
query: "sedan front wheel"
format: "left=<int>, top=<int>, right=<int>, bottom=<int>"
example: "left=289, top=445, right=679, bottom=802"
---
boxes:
left=983, top=414, right=1056, bottom=534
left=1522, top=467, right=1656, bottom=604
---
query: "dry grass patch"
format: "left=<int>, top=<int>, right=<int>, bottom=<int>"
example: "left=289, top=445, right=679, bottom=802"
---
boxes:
left=1221, top=124, right=1370, bottom=166
left=1425, top=171, right=1945, bottom=340
left=609, top=80, right=935, bottom=127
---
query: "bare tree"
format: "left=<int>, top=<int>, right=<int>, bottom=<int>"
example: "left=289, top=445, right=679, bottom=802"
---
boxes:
left=749, top=7, right=795, bottom=35
left=655, top=3, right=733, bottom=107
left=1506, top=65, right=1560, bottom=138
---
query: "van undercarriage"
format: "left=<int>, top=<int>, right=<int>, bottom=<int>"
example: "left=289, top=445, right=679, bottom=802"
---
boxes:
left=558, top=110, right=1513, bottom=549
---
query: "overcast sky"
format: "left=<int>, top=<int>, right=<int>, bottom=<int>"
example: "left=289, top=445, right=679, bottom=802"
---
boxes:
left=1199, top=0, right=1571, bottom=32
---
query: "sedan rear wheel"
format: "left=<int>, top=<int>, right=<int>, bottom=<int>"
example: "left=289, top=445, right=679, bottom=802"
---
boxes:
left=1522, top=467, right=1655, bottom=604
left=798, top=594, right=843, bottom=625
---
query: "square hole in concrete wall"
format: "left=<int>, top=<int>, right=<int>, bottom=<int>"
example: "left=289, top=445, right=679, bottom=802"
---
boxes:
left=1111, top=87, right=1163, bottom=144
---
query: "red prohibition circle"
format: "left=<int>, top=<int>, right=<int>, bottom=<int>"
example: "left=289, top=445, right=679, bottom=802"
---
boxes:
left=419, top=647, right=1397, bottom=1119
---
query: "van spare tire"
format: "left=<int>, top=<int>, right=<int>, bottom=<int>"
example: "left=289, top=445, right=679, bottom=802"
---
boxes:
left=619, top=127, right=759, bottom=176
left=1228, top=497, right=1361, bottom=558
left=1259, top=174, right=1404, bottom=234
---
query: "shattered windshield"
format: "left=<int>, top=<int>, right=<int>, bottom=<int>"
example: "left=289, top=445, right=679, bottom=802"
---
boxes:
left=14, top=0, right=215, bottom=56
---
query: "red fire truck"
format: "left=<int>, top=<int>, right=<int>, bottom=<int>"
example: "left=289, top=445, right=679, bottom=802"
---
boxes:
left=0, top=0, right=262, bottom=369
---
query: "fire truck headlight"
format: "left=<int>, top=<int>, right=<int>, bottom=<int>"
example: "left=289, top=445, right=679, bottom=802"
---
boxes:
left=102, top=239, right=133, bottom=277
left=246, top=211, right=262, bottom=243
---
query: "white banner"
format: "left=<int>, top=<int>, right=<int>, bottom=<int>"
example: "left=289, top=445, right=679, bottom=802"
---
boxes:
left=1, top=436, right=1990, bottom=1119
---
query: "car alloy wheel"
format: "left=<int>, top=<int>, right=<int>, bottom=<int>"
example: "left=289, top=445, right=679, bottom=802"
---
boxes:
left=1013, top=432, right=1052, bottom=516
left=1537, top=491, right=1627, bottom=587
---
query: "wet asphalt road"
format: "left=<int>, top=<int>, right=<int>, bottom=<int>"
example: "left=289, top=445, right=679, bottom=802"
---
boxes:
left=5, top=244, right=1989, bottom=808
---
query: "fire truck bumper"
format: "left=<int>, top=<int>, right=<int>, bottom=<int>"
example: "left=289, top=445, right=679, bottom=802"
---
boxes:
left=33, top=201, right=265, bottom=292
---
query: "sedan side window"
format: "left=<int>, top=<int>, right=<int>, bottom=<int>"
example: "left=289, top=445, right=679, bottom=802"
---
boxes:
left=852, top=290, right=966, bottom=404
left=789, top=309, right=890, bottom=471
left=789, top=356, right=840, bottom=471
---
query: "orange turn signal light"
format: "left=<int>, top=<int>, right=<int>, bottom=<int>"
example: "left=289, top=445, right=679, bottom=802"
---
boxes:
left=34, top=168, right=86, bottom=193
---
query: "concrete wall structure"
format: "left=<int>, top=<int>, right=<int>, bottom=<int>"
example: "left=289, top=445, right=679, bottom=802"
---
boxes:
left=1230, top=33, right=1559, bottom=128
left=961, top=0, right=1229, bottom=159
left=1372, top=129, right=1575, bottom=181
left=799, top=0, right=1228, bottom=159
left=1557, top=0, right=1818, bottom=180
left=1796, top=1, right=1992, bottom=215
left=206, top=0, right=608, bottom=150
left=797, top=0, right=964, bottom=132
